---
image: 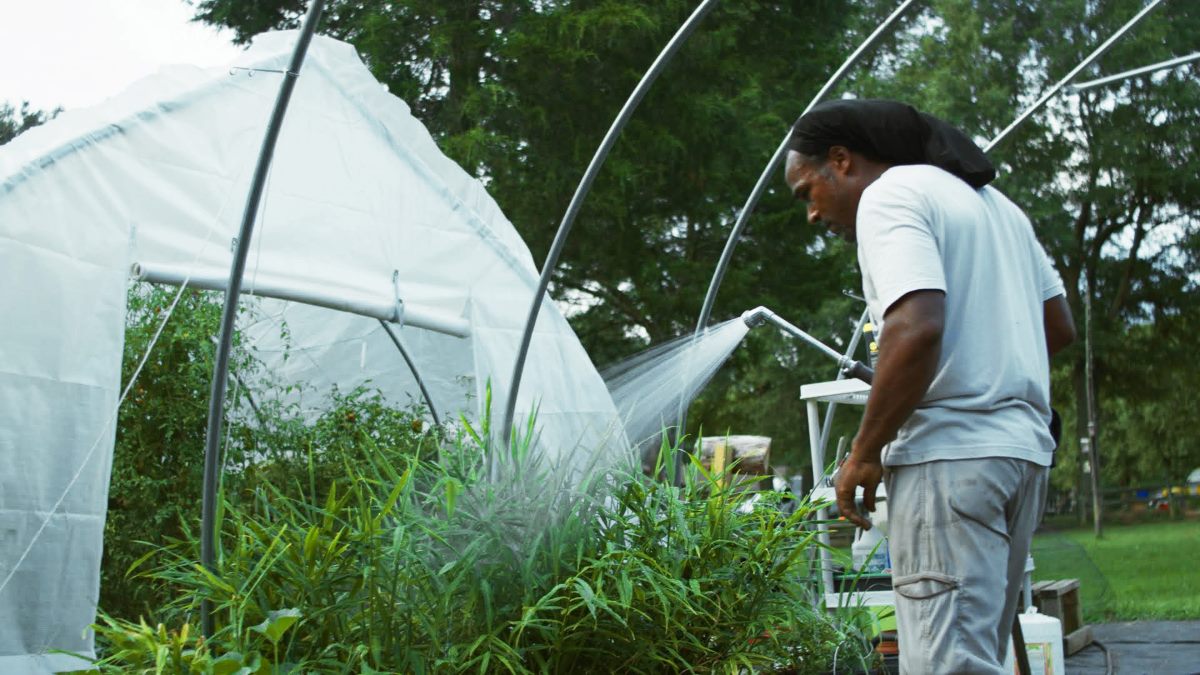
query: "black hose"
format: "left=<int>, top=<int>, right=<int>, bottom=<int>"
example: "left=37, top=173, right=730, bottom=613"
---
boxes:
left=843, top=360, right=875, bottom=384
left=1092, top=638, right=1115, bottom=675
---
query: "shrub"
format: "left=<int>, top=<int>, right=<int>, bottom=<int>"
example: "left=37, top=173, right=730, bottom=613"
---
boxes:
left=105, top=285, right=435, bottom=620
left=103, top=286, right=240, bottom=619
left=89, top=412, right=875, bottom=673
left=100, top=286, right=875, bottom=672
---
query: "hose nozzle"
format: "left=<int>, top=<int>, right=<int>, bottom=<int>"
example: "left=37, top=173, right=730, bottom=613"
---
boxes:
left=741, top=306, right=773, bottom=328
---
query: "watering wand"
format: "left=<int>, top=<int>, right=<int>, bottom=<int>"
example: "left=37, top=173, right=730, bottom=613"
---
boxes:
left=741, top=306, right=874, bottom=384
left=740, top=307, right=874, bottom=505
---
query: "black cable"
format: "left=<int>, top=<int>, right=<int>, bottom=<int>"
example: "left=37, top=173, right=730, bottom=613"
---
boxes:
left=1091, top=638, right=1114, bottom=675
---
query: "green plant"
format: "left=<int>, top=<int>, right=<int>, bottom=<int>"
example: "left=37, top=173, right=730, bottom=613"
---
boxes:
left=103, top=286, right=873, bottom=671
left=77, top=611, right=302, bottom=674
left=105, top=285, right=438, bottom=621
left=91, top=405, right=876, bottom=673
left=103, top=285, right=245, bottom=619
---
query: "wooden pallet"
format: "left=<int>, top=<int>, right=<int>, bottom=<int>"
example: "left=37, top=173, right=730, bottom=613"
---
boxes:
left=1031, top=578, right=1094, bottom=656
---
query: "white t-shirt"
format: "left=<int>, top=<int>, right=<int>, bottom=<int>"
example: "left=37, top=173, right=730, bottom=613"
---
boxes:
left=856, top=165, right=1065, bottom=467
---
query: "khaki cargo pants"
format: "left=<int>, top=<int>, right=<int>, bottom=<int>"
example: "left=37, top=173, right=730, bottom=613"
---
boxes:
left=885, top=457, right=1048, bottom=674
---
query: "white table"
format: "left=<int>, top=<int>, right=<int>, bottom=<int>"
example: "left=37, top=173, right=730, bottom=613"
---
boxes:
left=799, top=378, right=893, bottom=610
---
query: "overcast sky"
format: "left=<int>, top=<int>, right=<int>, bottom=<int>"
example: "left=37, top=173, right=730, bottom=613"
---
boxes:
left=0, top=0, right=243, bottom=112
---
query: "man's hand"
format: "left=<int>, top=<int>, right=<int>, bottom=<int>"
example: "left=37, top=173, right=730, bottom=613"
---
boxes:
left=835, top=453, right=883, bottom=530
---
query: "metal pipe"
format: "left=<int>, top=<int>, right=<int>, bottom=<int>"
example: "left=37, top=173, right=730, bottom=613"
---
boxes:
left=743, top=306, right=842, bottom=362
left=207, top=335, right=267, bottom=428
left=818, top=307, right=871, bottom=453
left=500, top=0, right=720, bottom=445
left=379, top=320, right=442, bottom=427
left=741, top=306, right=874, bottom=382
left=133, top=262, right=471, bottom=338
left=1070, top=52, right=1200, bottom=92
left=984, top=0, right=1166, bottom=153
left=199, top=0, right=324, bottom=638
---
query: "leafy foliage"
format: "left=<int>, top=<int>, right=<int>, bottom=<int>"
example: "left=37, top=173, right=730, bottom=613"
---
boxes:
left=92, top=411, right=874, bottom=673
left=80, top=613, right=302, bottom=675
left=104, top=285, right=433, bottom=620
left=0, top=100, right=57, bottom=144
left=104, top=286, right=234, bottom=619
left=100, top=286, right=873, bottom=671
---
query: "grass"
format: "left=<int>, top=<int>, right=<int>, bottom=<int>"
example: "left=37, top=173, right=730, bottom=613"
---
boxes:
left=1030, top=519, right=1200, bottom=622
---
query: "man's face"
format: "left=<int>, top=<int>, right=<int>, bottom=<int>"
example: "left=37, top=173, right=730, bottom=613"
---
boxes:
left=785, top=150, right=857, bottom=242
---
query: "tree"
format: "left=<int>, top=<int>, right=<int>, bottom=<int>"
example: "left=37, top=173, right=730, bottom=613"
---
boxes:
left=0, top=100, right=57, bottom=144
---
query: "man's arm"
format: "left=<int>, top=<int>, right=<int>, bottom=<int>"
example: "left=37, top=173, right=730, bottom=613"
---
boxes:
left=1044, top=294, right=1076, bottom=357
left=835, top=289, right=944, bottom=529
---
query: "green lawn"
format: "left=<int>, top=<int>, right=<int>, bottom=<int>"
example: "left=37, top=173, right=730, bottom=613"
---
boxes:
left=1030, top=520, right=1200, bottom=621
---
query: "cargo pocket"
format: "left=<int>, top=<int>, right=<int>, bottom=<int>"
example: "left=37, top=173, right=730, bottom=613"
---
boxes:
left=892, top=571, right=961, bottom=641
left=892, top=571, right=959, bottom=600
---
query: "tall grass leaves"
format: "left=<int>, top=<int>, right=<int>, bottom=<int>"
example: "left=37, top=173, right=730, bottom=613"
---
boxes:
left=88, top=402, right=875, bottom=673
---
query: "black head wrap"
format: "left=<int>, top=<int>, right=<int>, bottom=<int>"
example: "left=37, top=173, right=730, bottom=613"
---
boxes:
left=788, top=99, right=995, bottom=188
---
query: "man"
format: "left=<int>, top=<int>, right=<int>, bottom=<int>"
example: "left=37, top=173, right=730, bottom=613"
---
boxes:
left=784, top=99, right=1076, bottom=673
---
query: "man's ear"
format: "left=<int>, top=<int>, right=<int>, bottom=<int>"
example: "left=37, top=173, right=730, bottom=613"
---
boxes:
left=826, top=145, right=853, bottom=176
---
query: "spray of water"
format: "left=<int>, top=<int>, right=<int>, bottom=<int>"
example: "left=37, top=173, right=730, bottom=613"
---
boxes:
left=602, top=317, right=751, bottom=461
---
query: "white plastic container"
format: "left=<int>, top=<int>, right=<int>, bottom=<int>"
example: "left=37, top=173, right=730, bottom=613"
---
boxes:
left=851, top=523, right=889, bottom=574
left=1003, top=608, right=1066, bottom=674
left=871, top=500, right=889, bottom=537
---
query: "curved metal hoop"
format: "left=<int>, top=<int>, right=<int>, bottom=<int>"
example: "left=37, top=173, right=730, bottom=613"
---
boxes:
left=379, top=320, right=442, bottom=427
left=984, top=0, right=1165, bottom=152
left=199, top=0, right=325, bottom=638
left=1070, top=52, right=1200, bottom=92
left=500, top=0, right=720, bottom=444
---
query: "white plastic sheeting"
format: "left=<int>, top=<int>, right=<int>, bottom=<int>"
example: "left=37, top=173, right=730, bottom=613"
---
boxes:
left=0, top=31, right=627, bottom=668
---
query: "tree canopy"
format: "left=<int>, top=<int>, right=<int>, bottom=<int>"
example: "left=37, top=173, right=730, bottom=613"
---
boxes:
left=188, top=0, right=1199, bottom=484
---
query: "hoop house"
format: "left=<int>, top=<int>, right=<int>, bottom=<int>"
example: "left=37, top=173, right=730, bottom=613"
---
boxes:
left=0, top=31, right=624, bottom=667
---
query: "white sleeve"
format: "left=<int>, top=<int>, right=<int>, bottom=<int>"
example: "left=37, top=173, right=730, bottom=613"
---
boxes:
left=856, top=177, right=946, bottom=316
left=1037, top=247, right=1066, bottom=301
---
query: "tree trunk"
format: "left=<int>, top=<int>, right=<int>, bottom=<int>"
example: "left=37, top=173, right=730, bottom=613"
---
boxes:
left=1073, top=360, right=1089, bottom=527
